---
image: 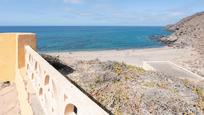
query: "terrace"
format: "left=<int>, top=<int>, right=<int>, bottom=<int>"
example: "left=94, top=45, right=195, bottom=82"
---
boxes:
left=0, top=33, right=108, bottom=115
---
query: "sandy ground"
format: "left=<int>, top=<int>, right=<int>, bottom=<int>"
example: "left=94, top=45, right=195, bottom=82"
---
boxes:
left=46, top=46, right=195, bottom=68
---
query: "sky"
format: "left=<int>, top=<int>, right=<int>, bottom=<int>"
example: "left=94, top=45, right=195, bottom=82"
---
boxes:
left=0, top=0, right=204, bottom=26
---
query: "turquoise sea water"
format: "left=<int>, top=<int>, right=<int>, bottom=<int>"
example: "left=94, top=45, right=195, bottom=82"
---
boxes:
left=0, top=26, right=171, bottom=52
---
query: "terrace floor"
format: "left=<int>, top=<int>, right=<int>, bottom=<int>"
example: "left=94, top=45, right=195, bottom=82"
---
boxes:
left=0, top=82, right=20, bottom=115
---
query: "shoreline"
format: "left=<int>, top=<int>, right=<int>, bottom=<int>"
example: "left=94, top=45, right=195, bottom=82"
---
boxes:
left=46, top=46, right=195, bottom=68
left=39, top=45, right=167, bottom=54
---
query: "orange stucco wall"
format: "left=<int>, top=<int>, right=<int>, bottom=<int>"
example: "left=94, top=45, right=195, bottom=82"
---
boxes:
left=0, top=34, right=17, bottom=81
left=18, top=34, right=36, bottom=68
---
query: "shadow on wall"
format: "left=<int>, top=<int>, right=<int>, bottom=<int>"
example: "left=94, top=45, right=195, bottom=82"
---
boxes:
left=41, top=54, right=74, bottom=76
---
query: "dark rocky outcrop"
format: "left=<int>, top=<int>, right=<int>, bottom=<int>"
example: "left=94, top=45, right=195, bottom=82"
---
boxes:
left=41, top=54, right=74, bottom=75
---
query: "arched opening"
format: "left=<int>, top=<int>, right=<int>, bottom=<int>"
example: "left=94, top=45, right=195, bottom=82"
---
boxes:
left=27, top=64, right=29, bottom=70
left=64, top=104, right=77, bottom=115
left=52, top=80, right=58, bottom=98
left=31, top=73, right=34, bottom=80
left=44, top=75, right=50, bottom=85
left=35, top=61, right=38, bottom=70
left=64, top=94, right=68, bottom=101
left=39, top=88, right=43, bottom=96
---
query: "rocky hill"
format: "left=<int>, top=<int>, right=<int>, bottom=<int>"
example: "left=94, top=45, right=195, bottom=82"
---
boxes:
left=161, top=11, right=204, bottom=49
left=167, top=12, right=204, bottom=32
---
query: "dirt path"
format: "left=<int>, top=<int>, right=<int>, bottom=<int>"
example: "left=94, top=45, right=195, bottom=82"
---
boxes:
left=144, top=61, right=204, bottom=82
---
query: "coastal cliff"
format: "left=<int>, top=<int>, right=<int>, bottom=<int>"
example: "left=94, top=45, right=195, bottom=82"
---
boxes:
left=161, top=11, right=204, bottom=49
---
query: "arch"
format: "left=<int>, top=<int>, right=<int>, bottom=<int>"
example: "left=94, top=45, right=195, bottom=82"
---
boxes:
left=64, top=104, right=77, bottom=115
left=44, top=75, right=50, bottom=85
left=39, top=88, right=43, bottom=96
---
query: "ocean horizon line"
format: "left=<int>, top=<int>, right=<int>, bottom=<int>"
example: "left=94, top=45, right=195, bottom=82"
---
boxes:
left=0, top=25, right=166, bottom=27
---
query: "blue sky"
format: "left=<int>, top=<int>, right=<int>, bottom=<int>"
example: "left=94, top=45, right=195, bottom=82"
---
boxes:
left=0, top=0, right=204, bottom=26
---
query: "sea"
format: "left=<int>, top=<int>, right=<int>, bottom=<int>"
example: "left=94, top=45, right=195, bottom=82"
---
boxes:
left=0, top=26, right=171, bottom=52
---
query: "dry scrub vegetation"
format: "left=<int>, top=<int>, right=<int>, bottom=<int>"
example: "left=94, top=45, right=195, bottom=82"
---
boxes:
left=63, top=59, right=204, bottom=115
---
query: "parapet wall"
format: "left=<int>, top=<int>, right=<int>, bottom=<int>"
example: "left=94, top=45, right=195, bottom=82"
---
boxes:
left=0, top=33, right=36, bottom=81
left=25, top=46, right=108, bottom=115
left=0, top=33, right=108, bottom=115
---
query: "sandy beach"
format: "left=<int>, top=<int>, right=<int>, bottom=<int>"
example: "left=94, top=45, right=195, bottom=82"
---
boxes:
left=46, top=46, right=195, bottom=68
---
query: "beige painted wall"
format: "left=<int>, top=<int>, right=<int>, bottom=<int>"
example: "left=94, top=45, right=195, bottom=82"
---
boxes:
left=0, top=34, right=17, bottom=81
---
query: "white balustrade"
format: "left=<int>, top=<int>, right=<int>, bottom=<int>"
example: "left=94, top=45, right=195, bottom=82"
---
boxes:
left=24, top=45, right=108, bottom=115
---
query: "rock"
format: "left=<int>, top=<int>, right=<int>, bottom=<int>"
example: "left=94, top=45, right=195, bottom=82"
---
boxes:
left=160, top=35, right=178, bottom=45
left=150, top=35, right=165, bottom=40
left=0, top=81, right=10, bottom=90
